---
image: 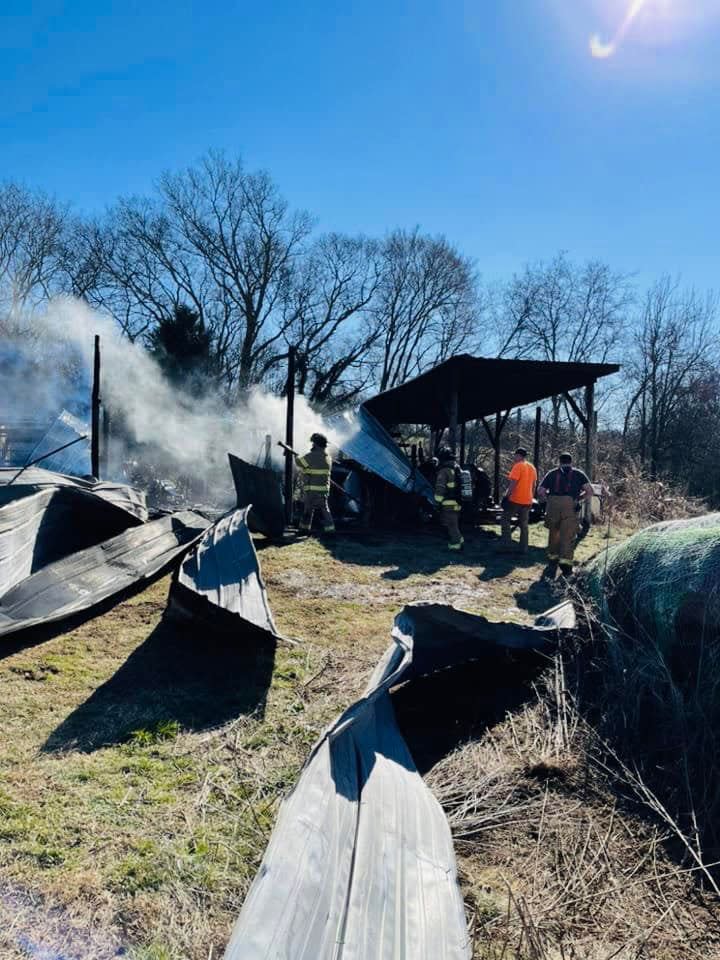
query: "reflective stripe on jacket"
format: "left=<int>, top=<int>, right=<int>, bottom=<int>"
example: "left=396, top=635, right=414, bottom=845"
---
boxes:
left=435, top=465, right=461, bottom=512
left=297, top=448, right=331, bottom=494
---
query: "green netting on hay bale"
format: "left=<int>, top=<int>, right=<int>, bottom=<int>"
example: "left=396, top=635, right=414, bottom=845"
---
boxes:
left=584, top=513, right=720, bottom=657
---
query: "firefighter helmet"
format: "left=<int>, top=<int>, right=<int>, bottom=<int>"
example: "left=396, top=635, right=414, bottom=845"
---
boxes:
left=438, top=446, right=456, bottom=464
left=310, top=432, right=328, bottom=448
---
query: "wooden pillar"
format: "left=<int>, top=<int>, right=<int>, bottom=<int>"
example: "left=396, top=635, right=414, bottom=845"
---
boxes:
left=448, top=388, right=459, bottom=451
left=585, top=380, right=595, bottom=479
left=91, top=335, right=101, bottom=479
left=515, top=408, right=522, bottom=448
left=101, top=406, right=110, bottom=478
left=493, top=411, right=502, bottom=503
left=533, top=407, right=542, bottom=476
left=264, top=433, right=272, bottom=470
left=459, top=422, right=466, bottom=465
left=284, top=347, right=296, bottom=525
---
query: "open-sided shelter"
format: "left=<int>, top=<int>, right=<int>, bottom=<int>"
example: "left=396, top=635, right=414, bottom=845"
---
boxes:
left=363, top=354, right=620, bottom=500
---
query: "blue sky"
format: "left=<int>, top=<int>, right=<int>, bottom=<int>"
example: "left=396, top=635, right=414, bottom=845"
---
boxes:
left=2, top=0, right=719, bottom=290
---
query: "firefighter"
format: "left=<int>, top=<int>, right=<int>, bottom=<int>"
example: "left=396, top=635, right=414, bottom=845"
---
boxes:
left=434, top=447, right=464, bottom=551
left=537, top=452, right=593, bottom=575
left=295, top=432, right=336, bottom=535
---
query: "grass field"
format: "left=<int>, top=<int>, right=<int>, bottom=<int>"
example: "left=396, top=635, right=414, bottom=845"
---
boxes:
left=0, top=519, right=716, bottom=959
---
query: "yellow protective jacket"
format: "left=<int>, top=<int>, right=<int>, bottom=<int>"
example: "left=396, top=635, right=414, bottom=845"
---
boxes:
left=297, top=447, right=332, bottom=494
left=435, top=465, right=461, bottom=512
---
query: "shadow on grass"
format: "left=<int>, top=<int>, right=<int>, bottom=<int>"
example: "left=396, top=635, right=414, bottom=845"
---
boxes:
left=42, top=614, right=276, bottom=754
left=477, top=544, right=548, bottom=581
left=391, top=648, right=547, bottom=775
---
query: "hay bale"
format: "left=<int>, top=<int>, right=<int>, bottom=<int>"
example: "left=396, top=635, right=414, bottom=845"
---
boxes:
left=585, top=513, right=720, bottom=660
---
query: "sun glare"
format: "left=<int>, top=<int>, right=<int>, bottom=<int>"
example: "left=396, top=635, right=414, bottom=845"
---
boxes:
left=589, top=0, right=653, bottom=58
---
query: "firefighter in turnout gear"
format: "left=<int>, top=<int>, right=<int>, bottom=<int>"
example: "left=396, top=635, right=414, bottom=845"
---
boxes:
left=537, top=452, right=593, bottom=575
left=295, top=433, right=336, bottom=535
left=435, top=447, right=464, bottom=551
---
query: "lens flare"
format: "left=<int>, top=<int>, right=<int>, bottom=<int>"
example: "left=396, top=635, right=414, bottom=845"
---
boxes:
left=590, top=0, right=651, bottom=58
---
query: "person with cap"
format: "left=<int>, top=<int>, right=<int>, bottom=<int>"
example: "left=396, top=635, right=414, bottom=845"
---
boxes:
left=434, top=446, right=464, bottom=551
left=295, top=433, right=336, bottom=535
left=500, top=447, right=537, bottom=554
left=537, top=452, right=593, bottom=575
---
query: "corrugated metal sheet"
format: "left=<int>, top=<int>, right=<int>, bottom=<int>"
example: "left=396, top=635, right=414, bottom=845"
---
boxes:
left=336, top=407, right=434, bottom=504
left=26, top=409, right=92, bottom=476
left=0, top=467, right=148, bottom=523
left=0, top=510, right=209, bottom=639
left=224, top=603, right=560, bottom=960
left=0, top=486, right=143, bottom=597
left=171, top=507, right=278, bottom=638
left=228, top=454, right=285, bottom=540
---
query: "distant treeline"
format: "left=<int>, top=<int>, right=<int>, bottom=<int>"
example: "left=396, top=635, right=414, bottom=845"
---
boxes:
left=1, top=151, right=719, bottom=502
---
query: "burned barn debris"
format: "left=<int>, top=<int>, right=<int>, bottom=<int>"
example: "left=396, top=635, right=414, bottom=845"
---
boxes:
left=224, top=601, right=572, bottom=960
left=0, top=510, right=210, bottom=640
left=228, top=454, right=285, bottom=540
left=170, top=506, right=279, bottom=640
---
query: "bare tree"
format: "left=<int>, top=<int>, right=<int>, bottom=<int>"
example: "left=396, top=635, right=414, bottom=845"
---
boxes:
left=623, top=278, right=719, bottom=477
left=373, top=228, right=481, bottom=392
left=496, top=253, right=631, bottom=442
left=0, top=183, right=69, bottom=327
left=284, top=233, right=381, bottom=405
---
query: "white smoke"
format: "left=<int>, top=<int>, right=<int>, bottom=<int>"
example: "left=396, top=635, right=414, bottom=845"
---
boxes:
left=6, top=298, right=347, bottom=499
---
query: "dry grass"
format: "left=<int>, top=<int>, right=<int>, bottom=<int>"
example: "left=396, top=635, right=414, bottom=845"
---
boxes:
left=2, top=516, right=706, bottom=959
left=426, top=651, right=720, bottom=959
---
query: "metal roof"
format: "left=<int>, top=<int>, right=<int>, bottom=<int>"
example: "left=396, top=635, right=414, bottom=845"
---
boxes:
left=223, top=602, right=569, bottom=960
left=0, top=510, right=209, bottom=640
left=363, top=354, right=621, bottom=427
left=26, top=410, right=91, bottom=476
left=171, top=507, right=279, bottom=639
left=336, top=407, right=434, bottom=503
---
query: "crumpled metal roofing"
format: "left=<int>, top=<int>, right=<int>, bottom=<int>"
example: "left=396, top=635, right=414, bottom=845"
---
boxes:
left=0, top=467, right=148, bottom=523
left=0, top=510, right=209, bottom=639
left=0, top=486, right=143, bottom=597
left=224, top=602, right=565, bottom=960
left=171, top=506, right=278, bottom=639
left=228, top=454, right=285, bottom=540
left=336, top=407, right=434, bottom=504
left=26, top=409, right=91, bottom=476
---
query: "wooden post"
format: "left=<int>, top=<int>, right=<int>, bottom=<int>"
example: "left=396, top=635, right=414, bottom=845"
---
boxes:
left=493, top=411, right=502, bottom=503
left=448, top=388, right=459, bottom=451
left=515, top=408, right=522, bottom=448
left=264, top=434, right=272, bottom=470
left=284, top=347, right=296, bottom=525
left=91, top=335, right=101, bottom=479
left=459, top=422, right=466, bottom=465
left=101, top=406, right=110, bottom=478
left=533, top=407, right=542, bottom=476
left=585, top=381, right=595, bottom=479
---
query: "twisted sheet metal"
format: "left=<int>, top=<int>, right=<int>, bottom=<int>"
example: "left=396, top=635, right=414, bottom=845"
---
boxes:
left=0, top=467, right=148, bottom=523
left=0, top=510, right=209, bottom=639
left=224, top=603, right=564, bottom=960
left=0, top=486, right=144, bottom=597
left=336, top=407, right=434, bottom=504
left=172, top=506, right=278, bottom=638
left=26, top=409, right=92, bottom=477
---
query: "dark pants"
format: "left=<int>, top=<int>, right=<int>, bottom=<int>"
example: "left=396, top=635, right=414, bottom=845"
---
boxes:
left=299, top=492, right=335, bottom=532
left=501, top=503, right=530, bottom=552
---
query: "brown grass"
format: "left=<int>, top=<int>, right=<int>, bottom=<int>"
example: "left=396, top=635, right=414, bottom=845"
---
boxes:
left=3, top=516, right=716, bottom=959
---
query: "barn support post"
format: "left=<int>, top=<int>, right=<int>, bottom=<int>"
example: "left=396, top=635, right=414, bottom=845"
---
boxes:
left=448, top=388, right=459, bottom=451
left=493, top=411, right=502, bottom=503
left=284, top=346, right=296, bottom=525
left=585, top=380, right=596, bottom=479
left=264, top=434, right=272, bottom=470
left=91, top=335, right=101, bottom=479
left=101, top=406, right=110, bottom=479
left=459, top=421, right=466, bottom=465
left=533, top=407, right=542, bottom=477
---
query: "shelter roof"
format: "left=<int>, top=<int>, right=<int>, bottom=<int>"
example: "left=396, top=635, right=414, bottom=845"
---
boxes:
left=363, top=354, right=620, bottom=427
